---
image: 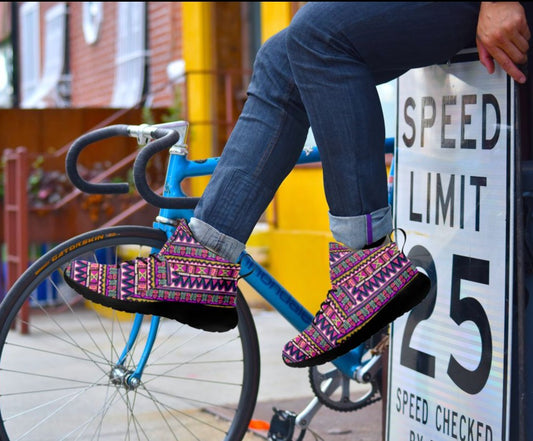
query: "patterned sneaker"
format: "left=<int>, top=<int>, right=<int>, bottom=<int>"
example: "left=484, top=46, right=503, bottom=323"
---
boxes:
left=63, top=219, right=240, bottom=332
left=282, top=239, right=430, bottom=367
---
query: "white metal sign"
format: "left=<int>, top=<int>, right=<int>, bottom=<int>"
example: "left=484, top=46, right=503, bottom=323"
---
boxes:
left=387, top=58, right=514, bottom=441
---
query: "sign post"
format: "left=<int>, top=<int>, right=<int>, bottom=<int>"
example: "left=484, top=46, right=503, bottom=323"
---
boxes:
left=387, top=55, right=515, bottom=441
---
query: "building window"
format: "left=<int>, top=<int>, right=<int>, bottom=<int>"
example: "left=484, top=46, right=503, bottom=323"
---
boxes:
left=111, top=2, right=147, bottom=108
left=0, top=2, right=13, bottom=107
left=0, top=41, right=13, bottom=108
left=19, top=2, right=40, bottom=106
left=21, top=2, right=68, bottom=108
left=82, top=2, right=103, bottom=45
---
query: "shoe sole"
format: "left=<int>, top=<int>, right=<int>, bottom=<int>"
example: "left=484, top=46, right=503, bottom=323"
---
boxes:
left=285, top=271, right=431, bottom=368
left=64, top=274, right=238, bottom=332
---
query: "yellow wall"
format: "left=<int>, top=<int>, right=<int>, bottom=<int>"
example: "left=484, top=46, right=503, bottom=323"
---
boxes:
left=267, top=166, right=333, bottom=313
left=182, top=2, right=214, bottom=194
left=257, top=2, right=332, bottom=313
left=260, top=2, right=292, bottom=43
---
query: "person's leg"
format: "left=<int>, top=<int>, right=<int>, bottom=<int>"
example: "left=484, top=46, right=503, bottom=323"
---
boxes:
left=64, top=29, right=311, bottom=331
left=286, top=1, right=480, bottom=249
left=196, top=2, right=480, bottom=259
left=281, top=2, right=481, bottom=367
left=190, top=29, right=311, bottom=262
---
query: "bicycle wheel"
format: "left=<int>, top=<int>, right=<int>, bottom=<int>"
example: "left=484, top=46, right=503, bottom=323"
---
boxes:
left=0, top=226, right=260, bottom=441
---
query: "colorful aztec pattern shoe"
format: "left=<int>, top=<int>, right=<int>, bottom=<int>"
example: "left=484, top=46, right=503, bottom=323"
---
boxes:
left=282, top=240, right=430, bottom=367
left=63, top=219, right=241, bottom=332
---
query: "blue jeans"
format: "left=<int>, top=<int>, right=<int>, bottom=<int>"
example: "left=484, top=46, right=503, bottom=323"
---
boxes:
left=191, top=2, right=480, bottom=262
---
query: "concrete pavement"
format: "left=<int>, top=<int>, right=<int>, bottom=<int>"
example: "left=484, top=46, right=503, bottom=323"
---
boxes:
left=240, top=308, right=383, bottom=441
left=0, top=301, right=383, bottom=441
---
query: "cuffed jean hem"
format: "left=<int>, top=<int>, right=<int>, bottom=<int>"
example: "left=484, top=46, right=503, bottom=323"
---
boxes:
left=329, top=206, right=392, bottom=250
left=189, top=217, right=246, bottom=263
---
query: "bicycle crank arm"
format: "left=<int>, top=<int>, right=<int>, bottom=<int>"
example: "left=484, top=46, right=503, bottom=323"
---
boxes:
left=354, top=353, right=382, bottom=383
left=295, top=397, right=323, bottom=430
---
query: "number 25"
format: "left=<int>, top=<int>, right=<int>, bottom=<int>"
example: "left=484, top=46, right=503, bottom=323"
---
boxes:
left=400, top=246, right=492, bottom=395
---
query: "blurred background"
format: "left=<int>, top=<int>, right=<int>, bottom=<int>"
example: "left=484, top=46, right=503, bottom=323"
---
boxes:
left=0, top=2, right=396, bottom=313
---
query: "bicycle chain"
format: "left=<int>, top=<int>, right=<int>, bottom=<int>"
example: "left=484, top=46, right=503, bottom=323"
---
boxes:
left=307, top=333, right=388, bottom=412
left=308, top=366, right=381, bottom=412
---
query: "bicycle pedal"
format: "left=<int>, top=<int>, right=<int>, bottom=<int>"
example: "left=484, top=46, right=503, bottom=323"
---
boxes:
left=268, top=407, right=297, bottom=441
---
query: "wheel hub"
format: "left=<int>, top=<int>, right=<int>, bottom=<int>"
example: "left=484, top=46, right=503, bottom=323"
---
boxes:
left=109, top=365, right=139, bottom=390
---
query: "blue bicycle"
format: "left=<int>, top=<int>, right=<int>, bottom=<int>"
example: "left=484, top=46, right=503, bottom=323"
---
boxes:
left=0, top=122, right=387, bottom=441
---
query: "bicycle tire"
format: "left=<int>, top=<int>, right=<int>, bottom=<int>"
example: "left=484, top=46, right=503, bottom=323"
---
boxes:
left=0, top=226, right=260, bottom=441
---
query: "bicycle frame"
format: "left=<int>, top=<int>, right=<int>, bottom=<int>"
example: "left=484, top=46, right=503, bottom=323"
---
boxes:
left=0, top=121, right=390, bottom=441
left=117, top=122, right=391, bottom=386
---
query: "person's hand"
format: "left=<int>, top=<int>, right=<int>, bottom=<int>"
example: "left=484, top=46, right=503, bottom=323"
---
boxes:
left=476, top=2, right=530, bottom=83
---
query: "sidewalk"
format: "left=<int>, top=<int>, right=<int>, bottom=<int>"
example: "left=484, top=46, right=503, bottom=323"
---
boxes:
left=1, top=303, right=383, bottom=441
left=253, top=398, right=382, bottom=441
left=248, top=309, right=383, bottom=441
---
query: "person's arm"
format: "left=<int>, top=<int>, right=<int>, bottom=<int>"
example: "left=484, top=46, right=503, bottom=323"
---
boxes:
left=476, top=1, right=530, bottom=83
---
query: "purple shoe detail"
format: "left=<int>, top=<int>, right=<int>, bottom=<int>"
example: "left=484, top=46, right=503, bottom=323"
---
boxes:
left=328, top=242, right=354, bottom=289
left=282, top=240, right=430, bottom=367
left=64, top=219, right=240, bottom=331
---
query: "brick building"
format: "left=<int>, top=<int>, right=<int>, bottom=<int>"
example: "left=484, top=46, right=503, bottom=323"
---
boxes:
left=0, top=2, right=277, bottom=155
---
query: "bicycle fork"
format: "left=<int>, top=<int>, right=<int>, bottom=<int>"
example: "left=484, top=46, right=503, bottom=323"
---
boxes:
left=109, top=314, right=161, bottom=390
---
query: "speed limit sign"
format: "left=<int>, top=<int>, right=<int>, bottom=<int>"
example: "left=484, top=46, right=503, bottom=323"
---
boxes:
left=387, top=54, right=515, bottom=441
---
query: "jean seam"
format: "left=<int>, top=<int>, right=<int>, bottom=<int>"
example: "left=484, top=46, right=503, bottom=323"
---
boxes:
left=252, top=81, right=297, bottom=179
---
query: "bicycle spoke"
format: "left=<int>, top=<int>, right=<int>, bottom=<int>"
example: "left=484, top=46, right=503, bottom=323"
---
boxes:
left=0, top=228, right=259, bottom=441
left=3, top=341, right=110, bottom=367
left=147, top=373, right=243, bottom=388
left=0, top=368, right=109, bottom=391
left=137, top=387, right=238, bottom=414
left=142, top=398, right=182, bottom=441
left=58, top=249, right=132, bottom=365
left=138, top=386, right=210, bottom=441
left=3, top=378, right=106, bottom=422
left=8, top=375, right=109, bottom=440
left=7, top=319, right=109, bottom=370
left=147, top=358, right=244, bottom=367
left=35, top=275, right=112, bottom=366
left=141, top=322, right=193, bottom=365
left=57, top=388, right=121, bottom=441
left=90, top=384, right=116, bottom=441
left=142, top=335, right=242, bottom=386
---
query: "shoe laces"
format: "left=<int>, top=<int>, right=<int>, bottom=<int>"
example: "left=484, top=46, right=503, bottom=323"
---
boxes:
left=311, top=290, right=336, bottom=323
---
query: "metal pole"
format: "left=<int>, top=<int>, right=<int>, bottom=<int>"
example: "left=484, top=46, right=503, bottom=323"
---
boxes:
left=515, top=81, right=526, bottom=441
